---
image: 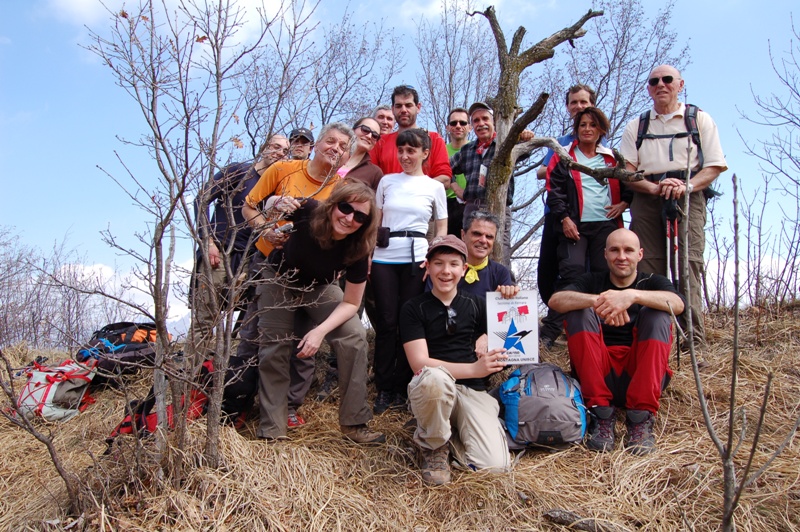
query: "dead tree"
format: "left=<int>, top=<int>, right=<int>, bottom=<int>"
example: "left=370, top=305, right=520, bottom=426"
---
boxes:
left=471, top=7, right=606, bottom=263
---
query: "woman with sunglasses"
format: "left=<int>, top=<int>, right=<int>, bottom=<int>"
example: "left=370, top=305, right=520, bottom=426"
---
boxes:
left=371, top=128, right=448, bottom=414
left=245, top=179, right=384, bottom=444
left=546, top=107, right=632, bottom=290
left=338, top=117, right=384, bottom=190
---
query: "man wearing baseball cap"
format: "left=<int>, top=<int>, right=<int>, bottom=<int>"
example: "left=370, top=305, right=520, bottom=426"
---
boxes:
left=449, top=102, right=533, bottom=264
left=399, top=234, right=510, bottom=485
left=288, top=127, right=315, bottom=160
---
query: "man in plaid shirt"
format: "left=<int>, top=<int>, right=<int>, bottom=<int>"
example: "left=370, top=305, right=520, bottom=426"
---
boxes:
left=449, top=102, right=532, bottom=264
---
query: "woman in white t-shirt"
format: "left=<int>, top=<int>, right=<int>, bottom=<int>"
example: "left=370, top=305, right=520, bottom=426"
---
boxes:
left=371, top=128, right=448, bottom=414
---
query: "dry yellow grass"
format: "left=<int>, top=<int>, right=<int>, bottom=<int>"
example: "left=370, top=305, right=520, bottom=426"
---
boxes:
left=1, top=310, right=799, bottom=530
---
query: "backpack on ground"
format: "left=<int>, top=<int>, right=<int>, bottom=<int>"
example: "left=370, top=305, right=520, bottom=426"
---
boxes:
left=105, top=359, right=213, bottom=452
left=496, top=363, right=587, bottom=449
left=17, top=359, right=98, bottom=421
left=76, top=322, right=165, bottom=386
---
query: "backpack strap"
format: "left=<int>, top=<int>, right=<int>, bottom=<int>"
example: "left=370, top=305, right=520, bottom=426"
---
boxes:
left=636, top=105, right=704, bottom=166
left=635, top=110, right=651, bottom=151
left=683, top=104, right=703, bottom=168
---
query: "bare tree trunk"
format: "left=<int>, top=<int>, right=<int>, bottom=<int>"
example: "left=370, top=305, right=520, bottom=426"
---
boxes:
left=471, top=7, right=603, bottom=263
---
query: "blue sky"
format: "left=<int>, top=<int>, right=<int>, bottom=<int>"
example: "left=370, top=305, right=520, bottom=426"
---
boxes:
left=1, top=0, right=795, bottom=316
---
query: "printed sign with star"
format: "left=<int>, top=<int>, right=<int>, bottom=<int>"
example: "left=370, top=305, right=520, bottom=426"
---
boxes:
left=486, top=290, right=539, bottom=364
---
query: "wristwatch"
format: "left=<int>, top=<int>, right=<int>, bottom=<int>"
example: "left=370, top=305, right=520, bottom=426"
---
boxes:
left=686, top=183, right=694, bottom=194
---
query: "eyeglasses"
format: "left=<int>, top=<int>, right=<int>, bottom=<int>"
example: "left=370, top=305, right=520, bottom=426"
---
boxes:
left=448, top=120, right=468, bottom=127
left=267, top=143, right=289, bottom=154
left=446, top=306, right=457, bottom=335
left=648, top=75, right=677, bottom=87
left=336, top=201, right=370, bottom=224
left=356, top=124, right=381, bottom=141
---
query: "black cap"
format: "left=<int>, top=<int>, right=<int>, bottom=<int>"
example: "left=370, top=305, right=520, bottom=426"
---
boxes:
left=289, top=127, right=314, bottom=143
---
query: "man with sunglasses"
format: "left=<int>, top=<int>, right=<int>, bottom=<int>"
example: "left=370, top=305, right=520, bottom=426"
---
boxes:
left=445, top=107, right=471, bottom=235
left=191, top=133, right=290, bottom=361
left=370, top=85, right=452, bottom=187
left=400, top=235, right=510, bottom=485
left=620, top=65, right=727, bottom=350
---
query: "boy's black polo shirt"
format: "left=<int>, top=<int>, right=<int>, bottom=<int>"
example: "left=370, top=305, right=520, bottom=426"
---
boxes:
left=400, top=290, right=488, bottom=391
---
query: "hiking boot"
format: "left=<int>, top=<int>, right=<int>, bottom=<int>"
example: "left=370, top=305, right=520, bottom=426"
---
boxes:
left=540, top=335, right=558, bottom=350
left=341, top=424, right=386, bottom=444
left=315, top=369, right=338, bottom=402
left=389, top=392, right=409, bottom=411
left=287, top=412, right=305, bottom=429
left=373, top=390, right=394, bottom=415
left=625, top=410, right=657, bottom=455
left=586, top=406, right=616, bottom=452
left=420, top=444, right=451, bottom=486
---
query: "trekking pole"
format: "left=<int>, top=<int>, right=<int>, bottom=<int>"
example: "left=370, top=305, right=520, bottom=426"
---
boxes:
left=680, top=102, right=694, bottom=366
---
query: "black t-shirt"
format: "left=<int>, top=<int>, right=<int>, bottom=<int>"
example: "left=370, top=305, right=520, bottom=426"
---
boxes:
left=559, top=271, right=684, bottom=346
left=399, top=290, right=488, bottom=390
left=269, top=200, right=368, bottom=286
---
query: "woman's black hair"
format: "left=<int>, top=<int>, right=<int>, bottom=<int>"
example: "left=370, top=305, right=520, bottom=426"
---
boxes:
left=396, top=128, right=431, bottom=152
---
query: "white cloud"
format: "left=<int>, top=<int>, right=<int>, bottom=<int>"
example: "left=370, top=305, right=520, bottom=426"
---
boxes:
left=43, top=0, right=122, bottom=26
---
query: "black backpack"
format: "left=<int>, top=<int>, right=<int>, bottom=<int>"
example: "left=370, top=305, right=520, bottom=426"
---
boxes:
left=76, top=322, right=161, bottom=386
left=635, top=104, right=720, bottom=200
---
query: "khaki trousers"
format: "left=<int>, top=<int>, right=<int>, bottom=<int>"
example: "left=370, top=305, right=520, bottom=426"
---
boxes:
left=255, top=267, right=372, bottom=439
left=190, top=266, right=229, bottom=358
left=408, top=366, right=509, bottom=471
left=630, top=190, right=707, bottom=346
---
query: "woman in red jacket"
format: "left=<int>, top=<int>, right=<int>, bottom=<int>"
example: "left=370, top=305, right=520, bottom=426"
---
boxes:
left=546, top=107, right=632, bottom=287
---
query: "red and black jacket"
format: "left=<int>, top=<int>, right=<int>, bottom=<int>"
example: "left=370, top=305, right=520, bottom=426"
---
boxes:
left=545, top=140, right=631, bottom=230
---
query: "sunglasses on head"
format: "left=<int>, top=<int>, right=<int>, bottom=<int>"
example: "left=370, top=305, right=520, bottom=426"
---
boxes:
left=357, top=124, right=381, bottom=141
left=448, top=120, right=468, bottom=127
left=337, top=201, right=370, bottom=224
left=446, top=306, right=457, bottom=335
left=648, top=75, right=676, bottom=87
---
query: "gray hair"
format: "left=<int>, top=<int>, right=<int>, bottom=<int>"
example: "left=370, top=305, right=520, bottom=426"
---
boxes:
left=463, top=210, right=500, bottom=233
left=373, top=104, right=392, bottom=116
left=317, top=122, right=355, bottom=143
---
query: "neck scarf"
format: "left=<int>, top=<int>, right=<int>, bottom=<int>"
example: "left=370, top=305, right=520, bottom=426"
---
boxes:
left=465, top=257, right=489, bottom=284
left=475, top=132, right=496, bottom=155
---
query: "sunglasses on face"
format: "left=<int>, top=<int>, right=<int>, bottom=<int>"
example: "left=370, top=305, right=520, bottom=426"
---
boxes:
left=648, top=75, right=676, bottom=87
left=446, top=306, right=457, bottom=335
left=337, top=201, right=370, bottom=224
left=448, top=120, right=468, bottom=127
left=356, top=124, right=381, bottom=141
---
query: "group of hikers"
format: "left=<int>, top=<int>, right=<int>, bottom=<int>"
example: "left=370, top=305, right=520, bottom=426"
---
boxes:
left=191, top=64, right=727, bottom=485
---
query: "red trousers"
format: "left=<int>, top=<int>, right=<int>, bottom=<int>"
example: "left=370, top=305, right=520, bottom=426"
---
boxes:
left=564, top=307, right=673, bottom=413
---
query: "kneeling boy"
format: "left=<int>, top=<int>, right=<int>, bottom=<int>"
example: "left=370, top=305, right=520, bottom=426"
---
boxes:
left=399, top=235, right=510, bottom=485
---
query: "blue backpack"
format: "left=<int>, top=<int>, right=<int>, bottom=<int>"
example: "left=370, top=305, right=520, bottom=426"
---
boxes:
left=498, top=363, right=587, bottom=449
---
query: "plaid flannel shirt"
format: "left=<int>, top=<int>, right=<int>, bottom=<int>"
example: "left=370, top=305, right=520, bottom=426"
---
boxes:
left=449, top=139, right=514, bottom=205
